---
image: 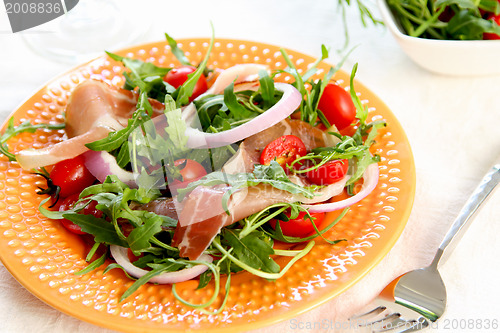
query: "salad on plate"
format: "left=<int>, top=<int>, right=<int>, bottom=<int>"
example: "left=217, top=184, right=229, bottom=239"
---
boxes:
left=0, top=32, right=386, bottom=313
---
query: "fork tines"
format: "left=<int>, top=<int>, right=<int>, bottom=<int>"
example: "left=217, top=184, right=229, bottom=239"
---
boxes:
left=349, top=306, right=429, bottom=332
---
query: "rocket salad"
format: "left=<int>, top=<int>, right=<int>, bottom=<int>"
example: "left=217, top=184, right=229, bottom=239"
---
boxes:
left=0, top=32, right=385, bottom=313
left=387, top=0, right=500, bottom=40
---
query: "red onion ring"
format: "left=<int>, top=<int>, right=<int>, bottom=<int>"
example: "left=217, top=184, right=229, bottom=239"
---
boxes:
left=301, top=163, right=380, bottom=213
left=83, top=150, right=136, bottom=187
left=110, top=245, right=212, bottom=284
left=185, top=83, right=302, bottom=148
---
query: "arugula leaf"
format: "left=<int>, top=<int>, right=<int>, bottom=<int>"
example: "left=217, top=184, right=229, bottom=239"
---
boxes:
left=106, top=51, right=170, bottom=95
left=126, top=216, right=163, bottom=253
left=119, top=262, right=184, bottom=302
left=258, top=70, right=277, bottom=110
left=103, top=263, right=137, bottom=280
left=349, top=64, right=367, bottom=127
left=197, top=270, right=213, bottom=289
left=301, top=44, right=330, bottom=81
left=280, top=48, right=306, bottom=97
left=130, top=254, right=157, bottom=268
left=223, top=81, right=257, bottom=121
left=38, top=196, right=89, bottom=219
left=63, top=213, right=128, bottom=246
left=165, top=33, right=193, bottom=66
left=85, top=92, right=152, bottom=152
left=75, top=248, right=108, bottom=276
left=164, top=108, right=188, bottom=152
left=174, top=24, right=215, bottom=107
left=345, top=64, right=386, bottom=187
left=347, top=150, right=381, bottom=187
left=479, top=0, right=500, bottom=14
left=280, top=44, right=349, bottom=127
left=251, top=161, right=290, bottom=183
left=447, top=9, right=500, bottom=39
left=0, top=117, right=65, bottom=162
left=222, top=229, right=280, bottom=273
left=212, top=236, right=315, bottom=280
left=194, top=90, right=265, bottom=132
left=128, top=97, right=192, bottom=190
left=434, top=0, right=479, bottom=11
left=47, top=174, right=180, bottom=265
left=80, top=176, right=130, bottom=197
left=115, top=141, right=130, bottom=168
left=290, top=137, right=368, bottom=174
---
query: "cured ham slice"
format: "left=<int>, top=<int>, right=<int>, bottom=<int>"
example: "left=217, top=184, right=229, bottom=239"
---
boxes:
left=130, top=197, right=178, bottom=220
left=16, top=127, right=111, bottom=170
left=170, top=119, right=345, bottom=260
left=16, top=80, right=163, bottom=170
left=64, top=80, right=138, bottom=138
left=182, top=64, right=268, bottom=125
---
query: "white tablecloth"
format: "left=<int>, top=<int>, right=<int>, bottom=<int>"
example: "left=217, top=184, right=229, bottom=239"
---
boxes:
left=0, top=1, right=499, bottom=332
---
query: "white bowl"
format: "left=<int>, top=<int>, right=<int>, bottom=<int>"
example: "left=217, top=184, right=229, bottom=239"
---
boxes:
left=377, top=0, right=500, bottom=76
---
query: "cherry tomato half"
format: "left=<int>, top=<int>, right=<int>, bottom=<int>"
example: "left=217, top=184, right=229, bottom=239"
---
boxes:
left=317, top=83, right=356, bottom=130
left=170, top=159, right=207, bottom=190
left=50, top=155, right=96, bottom=198
left=269, top=210, right=325, bottom=238
left=58, top=193, right=103, bottom=234
left=163, top=65, right=208, bottom=102
left=306, top=159, right=349, bottom=185
left=483, top=13, right=500, bottom=40
left=260, top=135, right=307, bottom=169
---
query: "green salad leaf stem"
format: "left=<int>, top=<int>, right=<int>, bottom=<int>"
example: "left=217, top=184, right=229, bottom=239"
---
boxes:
left=0, top=117, right=65, bottom=162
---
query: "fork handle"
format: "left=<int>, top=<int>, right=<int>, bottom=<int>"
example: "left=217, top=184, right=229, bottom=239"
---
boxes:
left=432, top=155, right=500, bottom=270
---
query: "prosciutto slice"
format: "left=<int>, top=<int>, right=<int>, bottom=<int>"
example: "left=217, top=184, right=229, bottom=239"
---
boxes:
left=16, top=80, right=163, bottom=170
left=181, top=64, right=267, bottom=126
left=171, top=119, right=346, bottom=260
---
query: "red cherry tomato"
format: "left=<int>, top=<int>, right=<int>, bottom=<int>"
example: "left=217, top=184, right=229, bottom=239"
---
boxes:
left=163, top=65, right=208, bottom=102
left=49, top=155, right=95, bottom=198
left=317, top=83, right=356, bottom=130
left=306, top=159, right=349, bottom=185
left=483, top=13, right=500, bottom=40
left=170, top=159, right=207, bottom=190
left=127, top=248, right=144, bottom=262
left=269, top=210, right=325, bottom=238
left=438, top=6, right=455, bottom=22
left=58, top=193, right=103, bottom=234
left=260, top=135, right=307, bottom=169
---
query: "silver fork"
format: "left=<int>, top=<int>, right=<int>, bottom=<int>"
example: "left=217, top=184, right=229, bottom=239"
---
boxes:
left=350, top=155, right=500, bottom=332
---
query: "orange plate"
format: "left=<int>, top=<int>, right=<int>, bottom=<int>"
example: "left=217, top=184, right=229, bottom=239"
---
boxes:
left=0, top=39, right=415, bottom=332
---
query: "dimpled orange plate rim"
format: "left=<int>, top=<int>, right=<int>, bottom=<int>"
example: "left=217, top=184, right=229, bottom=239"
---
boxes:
left=0, top=39, right=415, bottom=333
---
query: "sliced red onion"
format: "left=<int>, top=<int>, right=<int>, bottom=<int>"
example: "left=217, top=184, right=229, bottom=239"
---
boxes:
left=301, top=162, right=379, bottom=213
left=109, top=245, right=212, bottom=284
left=186, top=83, right=302, bottom=149
left=83, top=150, right=136, bottom=187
